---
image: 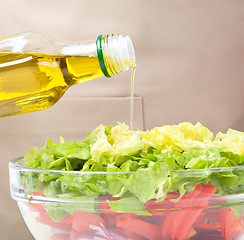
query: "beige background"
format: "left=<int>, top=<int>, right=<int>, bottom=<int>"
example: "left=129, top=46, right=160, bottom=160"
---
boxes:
left=1, top=0, right=244, bottom=239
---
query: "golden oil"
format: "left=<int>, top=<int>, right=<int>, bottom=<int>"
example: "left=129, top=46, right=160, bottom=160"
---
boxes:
left=130, top=65, right=136, bottom=131
left=0, top=53, right=104, bottom=117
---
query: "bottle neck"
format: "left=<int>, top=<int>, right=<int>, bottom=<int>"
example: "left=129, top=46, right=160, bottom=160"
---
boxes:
left=61, top=34, right=136, bottom=78
left=96, top=34, right=136, bottom=77
left=61, top=42, right=97, bottom=57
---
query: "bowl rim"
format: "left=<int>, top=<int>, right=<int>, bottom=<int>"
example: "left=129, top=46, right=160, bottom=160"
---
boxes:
left=9, top=157, right=244, bottom=175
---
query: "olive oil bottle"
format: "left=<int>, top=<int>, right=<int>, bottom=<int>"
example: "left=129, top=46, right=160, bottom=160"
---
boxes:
left=0, top=32, right=136, bottom=117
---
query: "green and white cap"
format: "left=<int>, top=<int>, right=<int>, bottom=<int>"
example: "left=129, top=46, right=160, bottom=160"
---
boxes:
left=96, top=34, right=135, bottom=77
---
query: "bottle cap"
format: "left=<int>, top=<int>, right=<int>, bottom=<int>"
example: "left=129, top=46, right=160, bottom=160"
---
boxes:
left=96, top=34, right=136, bottom=77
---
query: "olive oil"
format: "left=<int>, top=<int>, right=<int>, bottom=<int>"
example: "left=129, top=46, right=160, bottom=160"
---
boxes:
left=130, top=65, right=136, bottom=131
left=0, top=32, right=136, bottom=117
left=0, top=53, right=104, bottom=117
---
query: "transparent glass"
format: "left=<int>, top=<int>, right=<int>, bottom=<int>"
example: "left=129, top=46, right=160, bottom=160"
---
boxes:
left=9, top=158, right=244, bottom=240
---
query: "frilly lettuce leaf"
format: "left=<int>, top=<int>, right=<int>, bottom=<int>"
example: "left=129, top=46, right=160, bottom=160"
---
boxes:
left=142, top=122, right=213, bottom=152
left=214, top=128, right=244, bottom=155
left=90, top=123, right=144, bottom=161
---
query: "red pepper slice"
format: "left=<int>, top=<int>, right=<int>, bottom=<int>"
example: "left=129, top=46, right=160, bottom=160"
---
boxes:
left=219, top=208, right=235, bottom=238
left=58, top=214, right=74, bottom=224
left=32, top=191, right=45, bottom=196
left=50, top=235, right=69, bottom=240
left=116, top=213, right=161, bottom=240
left=71, top=211, right=106, bottom=233
left=176, top=184, right=216, bottom=240
left=145, top=198, right=173, bottom=211
left=162, top=184, right=216, bottom=240
left=194, top=222, right=221, bottom=230
left=100, top=213, right=117, bottom=227
left=98, top=196, right=120, bottom=216
left=28, top=205, right=44, bottom=213
left=37, top=211, right=72, bottom=232
left=116, top=227, right=144, bottom=240
left=219, top=208, right=244, bottom=239
left=28, top=191, right=45, bottom=208
left=161, top=184, right=203, bottom=239
left=226, top=218, right=243, bottom=239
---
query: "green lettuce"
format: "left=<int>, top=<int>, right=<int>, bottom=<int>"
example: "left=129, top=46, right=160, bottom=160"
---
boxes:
left=21, top=122, right=244, bottom=221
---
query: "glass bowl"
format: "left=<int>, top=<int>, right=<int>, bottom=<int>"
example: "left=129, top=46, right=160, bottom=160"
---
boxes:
left=9, top=158, right=244, bottom=240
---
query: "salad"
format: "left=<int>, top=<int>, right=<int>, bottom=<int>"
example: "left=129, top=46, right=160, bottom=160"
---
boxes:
left=20, top=122, right=244, bottom=240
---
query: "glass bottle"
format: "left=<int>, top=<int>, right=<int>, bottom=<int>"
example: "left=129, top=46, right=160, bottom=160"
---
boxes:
left=0, top=32, right=136, bottom=117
